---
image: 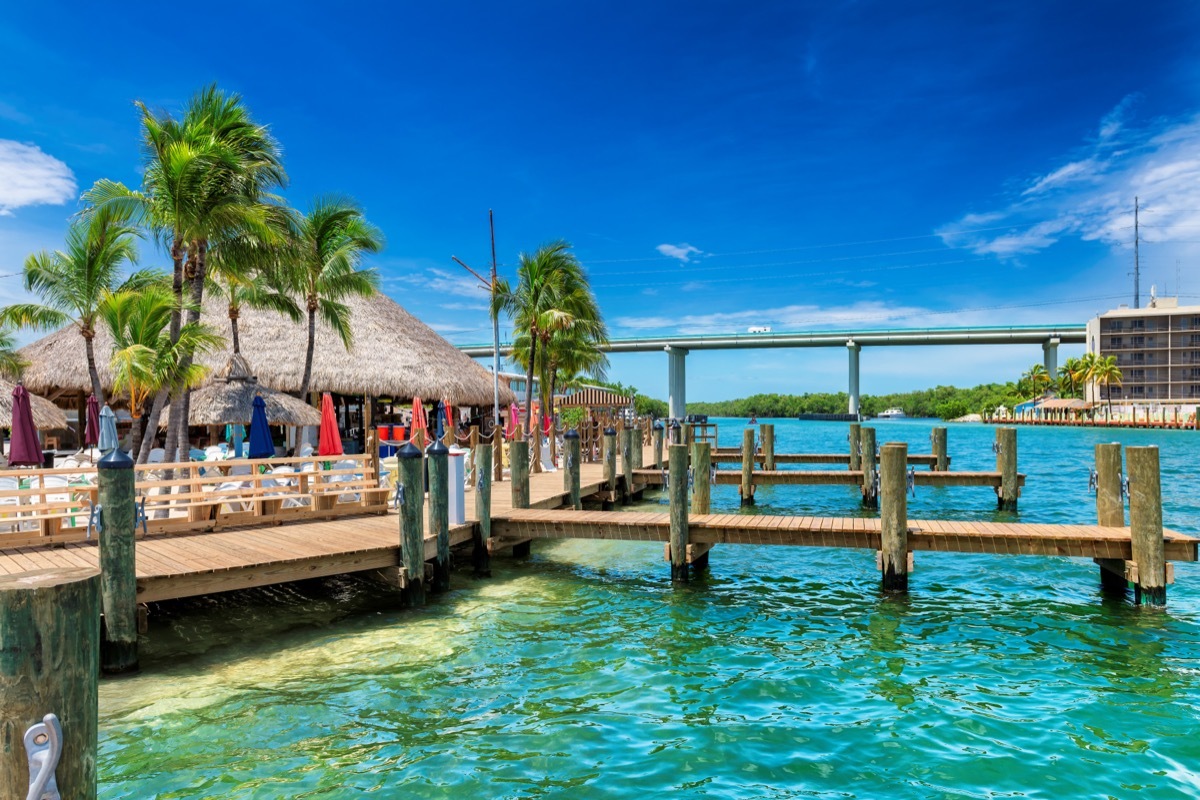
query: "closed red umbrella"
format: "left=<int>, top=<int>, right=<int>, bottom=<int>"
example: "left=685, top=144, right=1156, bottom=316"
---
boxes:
left=84, top=394, right=100, bottom=448
left=410, top=398, right=428, bottom=445
left=317, top=393, right=343, bottom=456
left=8, top=384, right=42, bottom=467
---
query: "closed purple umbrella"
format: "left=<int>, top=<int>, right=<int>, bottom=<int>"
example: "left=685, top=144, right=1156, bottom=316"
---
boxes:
left=85, top=394, right=100, bottom=448
left=8, top=384, right=42, bottom=467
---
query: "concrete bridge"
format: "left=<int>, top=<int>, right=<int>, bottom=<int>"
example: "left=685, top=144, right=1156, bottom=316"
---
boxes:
left=458, top=324, right=1087, bottom=417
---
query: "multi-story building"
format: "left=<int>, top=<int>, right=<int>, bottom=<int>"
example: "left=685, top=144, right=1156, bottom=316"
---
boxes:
left=1086, top=296, right=1200, bottom=405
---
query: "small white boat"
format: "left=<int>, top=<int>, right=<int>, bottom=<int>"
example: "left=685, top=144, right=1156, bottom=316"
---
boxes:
left=877, top=407, right=907, bottom=419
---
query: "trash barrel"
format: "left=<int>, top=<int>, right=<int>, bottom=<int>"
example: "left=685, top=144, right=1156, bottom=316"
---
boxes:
left=448, top=450, right=466, bottom=525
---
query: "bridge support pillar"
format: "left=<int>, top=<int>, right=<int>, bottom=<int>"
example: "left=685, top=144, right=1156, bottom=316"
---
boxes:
left=667, top=346, right=688, bottom=421
left=1043, top=338, right=1060, bottom=381
left=847, top=340, right=860, bottom=418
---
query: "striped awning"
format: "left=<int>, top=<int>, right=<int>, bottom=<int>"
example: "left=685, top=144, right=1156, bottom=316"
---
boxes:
left=558, top=388, right=632, bottom=408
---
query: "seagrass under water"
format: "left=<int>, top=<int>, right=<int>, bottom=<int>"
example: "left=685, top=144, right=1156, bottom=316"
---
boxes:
left=97, top=421, right=1200, bottom=798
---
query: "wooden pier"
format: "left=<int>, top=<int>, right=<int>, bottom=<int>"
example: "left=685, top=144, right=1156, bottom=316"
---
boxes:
left=710, top=451, right=942, bottom=467
left=632, top=468, right=1022, bottom=489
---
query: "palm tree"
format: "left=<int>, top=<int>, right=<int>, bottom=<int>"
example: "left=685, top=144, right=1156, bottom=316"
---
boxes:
left=0, top=207, right=158, bottom=404
left=1058, top=356, right=1083, bottom=398
left=1091, top=355, right=1123, bottom=416
left=0, top=328, right=27, bottom=379
left=100, top=286, right=223, bottom=460
left=495, top=241, right=600, bottom=434
left=282, top=196, right=383, bottom=399
left=1020, top=363, right=1051, bottom=398
left=206, top=222, right=302, bottom=355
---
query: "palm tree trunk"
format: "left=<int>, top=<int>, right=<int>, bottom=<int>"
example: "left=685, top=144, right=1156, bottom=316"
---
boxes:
left=138, top=390, right=168, bottom=464
left=130, top=416, right=144, bottom=462
left=230, top=308, right=240, bottom=355
left=163, top=237, right=187, bottom=471
left=524, top=336, right=538, bottom=435
left=83, top=332, right=105, bottom=406
left=547, top=369, right=558, bottom=464
left=298, top=306, right=317, bottom=399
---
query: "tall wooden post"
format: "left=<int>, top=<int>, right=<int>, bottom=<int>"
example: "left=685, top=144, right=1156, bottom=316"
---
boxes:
left=427, top=440, right=450, bottom=593
left=932, top=427, right=948, bottom=472
left=668, top=444, right=689, bottom=583
left=473, top=443, right=492, bottom=577
left=682, top=422, right=694, bottom=449
left=468, top=425, right=480, bottom=484
left=564, top=429, right=581, bottom=509
left=1128, top=446, right=1166, bottom=606
left=996, top=427, right=1018, bottom=511
left=691, top=441, right=711, bottom=515
left=493, top=428, right=504, bottom=483
left=761, top=423, right=775, bottom=471
left=1094, top=442, right=1126, bottom=592
left=97, top=447, right=138, bottom=674
left=879, top=442, right=909, bottom=592
left=397, top=442, right=425, bottom=607
left=849, top=423, right=861, bottom=471
left=0, top=569, right=99, bottom=800
left=670, top=420, right=681, bottom=446
left=860, top=426, right=877, bottom=508
left=631, top=424, right=644, bottom=470
left=510, top=440, right=530, bottom=509
left=621, top=427, right=634, bottom=503
left=740, top=427, right=756, bottom=506
left=653, top=422, right=664, bottom=468
left=603, top=427, right=617, bottom=496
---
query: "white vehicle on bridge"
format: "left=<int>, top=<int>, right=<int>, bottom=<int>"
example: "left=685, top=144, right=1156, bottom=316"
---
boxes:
left=747, top=326, right=772, bottom=333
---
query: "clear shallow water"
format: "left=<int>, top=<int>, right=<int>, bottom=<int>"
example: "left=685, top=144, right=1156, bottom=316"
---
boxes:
left=99, top=420, right=1200, bottom=798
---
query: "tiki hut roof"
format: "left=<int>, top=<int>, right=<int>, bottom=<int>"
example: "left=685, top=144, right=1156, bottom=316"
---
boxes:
left=17, top=293, right=515, bottom=407
left=0, top=381, right=67, bottom=430
left=162, top=355, right=322, bottom=427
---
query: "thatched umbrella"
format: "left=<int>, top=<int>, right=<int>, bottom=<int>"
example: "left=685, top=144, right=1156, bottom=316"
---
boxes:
left=18, top=293, right=516, bottom=407
left=0, top=379, right=67, bottom=430
left=162, top=355, right=322, bottom=427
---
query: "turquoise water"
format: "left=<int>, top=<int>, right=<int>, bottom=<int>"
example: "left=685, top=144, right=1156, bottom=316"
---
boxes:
left=98, top=420, right=1200, bottom=798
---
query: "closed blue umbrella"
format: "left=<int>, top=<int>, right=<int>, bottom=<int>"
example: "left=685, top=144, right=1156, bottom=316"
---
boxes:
left=433, top=400, right=445, bottom=441
left=98, top=405, right=119, bottom=454
left=247, top=395, right=274, bottom=459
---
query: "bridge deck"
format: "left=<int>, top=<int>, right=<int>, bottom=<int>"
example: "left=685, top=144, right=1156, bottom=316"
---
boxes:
left=492, top=508, right=1199, bottom=562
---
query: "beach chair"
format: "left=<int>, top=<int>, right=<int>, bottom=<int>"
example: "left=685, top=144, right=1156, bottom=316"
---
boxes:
left=148, top=448, right=166, bottom=464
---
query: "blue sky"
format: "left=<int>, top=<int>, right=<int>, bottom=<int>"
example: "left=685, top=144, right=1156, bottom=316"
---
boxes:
left=3, top=2, right=1200, bottom=401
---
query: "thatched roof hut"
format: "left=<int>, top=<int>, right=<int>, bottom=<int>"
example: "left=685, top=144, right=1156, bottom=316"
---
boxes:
left=18, top=293, right=515, bottom=407
left=0, top=381, right=67, bottom=429
left=162, top=355, right=322, bottom=427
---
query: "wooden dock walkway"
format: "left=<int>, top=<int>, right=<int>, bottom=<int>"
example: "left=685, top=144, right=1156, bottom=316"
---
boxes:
left=710, top=451, right=941, bottom=466
left=633, top=468, right=1023, bottom=489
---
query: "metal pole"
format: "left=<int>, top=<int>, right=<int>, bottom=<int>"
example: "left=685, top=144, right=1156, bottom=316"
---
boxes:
left=490, top=209, right=501, bottom=430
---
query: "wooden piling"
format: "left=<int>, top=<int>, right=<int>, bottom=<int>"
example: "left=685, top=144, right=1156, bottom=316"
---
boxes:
left=510, top=439, right=530, bottom=510
left=932, top=427, right=948, bottom=472
left=631, top=425, right=644, bottom=470
left=849, top=422, right=861, bottom=471
left=683, top=422, right=694, bottom=448
left=879, top=442, right=909, bottom=592
left=860, top=426, right=877, bottom=508
left=397, top=442, right=426, bottom=606
left=427, top=440, right=451, bottom=592
left=653, top=422, right=664, bottom=467
left=1094, top=442, right=1126, bottom=592
left=1128, top=446, right=1166, bottom=606
left=0, top=569, right=99, bottom=800
left=564, top=429, right=582, bottom=509
left=668, top=444, right=689, bottom=582
left=621, top=427, right=634, bottom=503
left=97, top=447, right=138, bottom=674
left=996, top=427, right=1018, bottom=511
left=493, top=428, right=504, bottom=483
left=473, top=443, right=492, bottom=577
left=691, top=441, right=712, bottom=515
left=740, top=427, right=756, bottom=506
left=761, top=423, right=775, bottom=470
left=603, top=427, right=617, bottom=496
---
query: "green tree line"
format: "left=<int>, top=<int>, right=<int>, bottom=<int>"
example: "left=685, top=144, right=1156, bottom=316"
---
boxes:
left=687, top=383, right=1025, bottom=420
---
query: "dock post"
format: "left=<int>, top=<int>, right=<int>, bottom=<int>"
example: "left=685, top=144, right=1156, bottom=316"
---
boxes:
left=1127, top=446, right=1166, bottom=607
left=761, top=423, right=775, bottom=470
left=1094, top=442, right=1126, bottom=593
left=932, top=427, right=948, bottom=472
left=879, top=442, right=909, bottom=592
left=849, top=422, right=861, bottom=471
left=473, top=443, right=492, bottom=577
left=564, top=429, right=582, bottom=509
left=97, top=446, right=138, bottom=674
left=860, top=426, right=878, bottom=508
left=397, top=442, right=426, bottom=606
left=996, top=427, right=1018, bottom=511
left=653, top=421, right=664, bottom=467
left=669, top=444, right=690, bottom=582
left=631, top=423, right=644, bottom=471
left=493, top=428, right=504, bottom=483
left=510, top=439, right=530, bottom=509
left=621, top=426, right=634, bottom=503
left=0, top=568, right=99, bottom=800
left=691, top=441, right=711, bottom=515
left=740, top=427, right=756, bottom=506
left=603, top=427, right=617, bottom=501
left=670, top=419, right=681, bottom=446
left=683, top=422, right=694, bottom=449
left=427, top=439, right=451, bottom=593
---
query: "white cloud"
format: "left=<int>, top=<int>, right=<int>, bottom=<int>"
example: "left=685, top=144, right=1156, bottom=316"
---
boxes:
left=656, top=243, right=702, bottom=263
left=0, top=140, right=76, bottom=215
left=938, top=100, right=1200, bottom=262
